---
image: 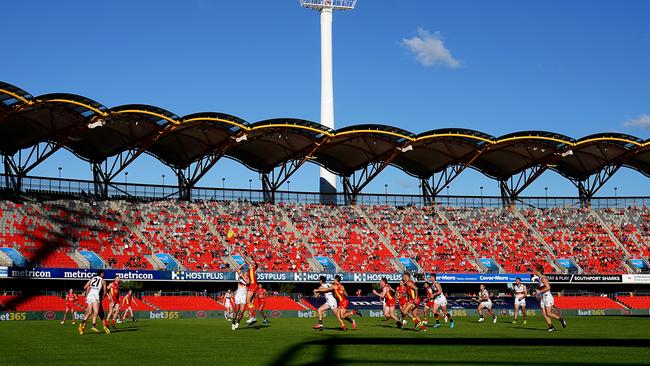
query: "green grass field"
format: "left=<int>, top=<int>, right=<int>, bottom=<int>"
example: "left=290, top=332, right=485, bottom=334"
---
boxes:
left=2, top=316, right=650, bottom=366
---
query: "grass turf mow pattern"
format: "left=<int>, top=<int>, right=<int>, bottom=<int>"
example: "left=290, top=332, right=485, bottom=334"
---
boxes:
left=2, top=317, right=649, bottom=366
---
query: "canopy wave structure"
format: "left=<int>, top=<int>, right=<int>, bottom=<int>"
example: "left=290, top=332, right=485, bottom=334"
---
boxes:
left=2, top=81, right=649, bottom=205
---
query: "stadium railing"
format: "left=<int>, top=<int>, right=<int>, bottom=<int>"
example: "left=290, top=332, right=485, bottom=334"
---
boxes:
left=3, top=173, right=650, bottom=209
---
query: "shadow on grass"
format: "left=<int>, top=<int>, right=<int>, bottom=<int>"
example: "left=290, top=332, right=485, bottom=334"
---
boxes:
left=267, top=337, right=650, bottom=366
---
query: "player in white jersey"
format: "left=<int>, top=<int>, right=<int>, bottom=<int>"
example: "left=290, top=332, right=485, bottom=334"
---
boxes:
left=429, top=274, right=455, bottom=329
left=313, top=276, right=338, bottom=330
left=78, top=270, right=110, bottom=335
left=512, top=277, right=528, bottom=324
left=477, top=284, right=497, bottom=323
left=533, top=265, right=566, bottom=332
left=224, top=289, right=234, bottom=320
left=232, top=264, right=249, bottom=330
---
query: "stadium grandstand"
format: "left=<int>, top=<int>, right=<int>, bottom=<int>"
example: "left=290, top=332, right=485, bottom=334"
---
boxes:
left=0, top=83, right=650, bottom=274
left=1, top=81, right=650, bottom=275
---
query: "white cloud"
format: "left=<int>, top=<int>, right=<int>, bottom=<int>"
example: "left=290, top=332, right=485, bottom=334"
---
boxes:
left=623, top=114, right=650, bottom=130
left=400, top=28, right=460, bottom=68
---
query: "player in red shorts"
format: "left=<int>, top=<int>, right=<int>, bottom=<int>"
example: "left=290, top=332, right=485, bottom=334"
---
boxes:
left=402, top=272, right=426, bottom=331
left=120, top=290, right=137, bottom=322
left=244, top=257, right=259, bottom=326
left=255, top=284, right=270, bottom=324
left=61, top=289, right=79, bottom=325
left=105, top=276, right=120, bottom=328
left=314, top=275, right=360, bottom=331
left=372, top=277, right=401, bottom=327
left=396, top=280, right=409, bottom=326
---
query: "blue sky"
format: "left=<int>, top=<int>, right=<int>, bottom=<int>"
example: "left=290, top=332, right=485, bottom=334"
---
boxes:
left=3, top=0, right=650, bottom=197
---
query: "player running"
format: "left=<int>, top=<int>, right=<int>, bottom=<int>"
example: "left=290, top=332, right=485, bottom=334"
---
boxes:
left=477, top=284, right=497, bottom=323
left=61, top=289, right=79, bottom=325
left=396, top=280, right=409, bottom=326
left=372, top=277, right=401, bottom=327
left=401, top=273, right=426, bottom=331
left=314, top=275, right=360, bottom=331
left=244, top=257, right=259, bottom=326
left=105, top=276, right=121, bottom=327
left=255, top=284, right=270, bottom=324
left=313, top=276, right=338, bottom=330
left=429, top=274, right=455, bottom=329
left=120, top=290, right=137, bottom=322
left=78, top=270, right=110, bottom=335
left=533, top=265, right=567, bottom=332
left=224, top=289, right=234, bottom=320
left=232, top=264, right=249, bottom=330
left=512, top=277, right=528, bottom=324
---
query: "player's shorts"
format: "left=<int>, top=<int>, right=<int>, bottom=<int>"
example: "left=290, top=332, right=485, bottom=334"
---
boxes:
left=434, top=295, right=447, bottom=307
left=398, top=298, right=408, bottom=307
left=110, top=297, right=119, bottom=305
left=224, top=300, right=232, bottom=309
left=247, top=284, right=258, bottom=293
left=409, top=297, right=421, bottom=307
left=385, top=298, right=396, bottom=308
left=86, top=292, right=100, bottom=304
left=514, top=297, right=526, bottom=307
left=426, top=300, right=435, bottom=308
left=325, top=297, right=338, bottom=309
left=256, top=300, right=266, bottom=309
left=66, top=302, right=76, bottom=309
left=480, top=300, right=493, bottom=309
left=540, top=292, right=554, bottom=307
left=235, top=288, right=247, bottom=305
left=338, top=299, right=349, bottom=310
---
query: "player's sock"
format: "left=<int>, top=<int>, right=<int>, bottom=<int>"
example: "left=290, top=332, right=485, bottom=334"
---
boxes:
left=344, top=317, right=354, bottom=324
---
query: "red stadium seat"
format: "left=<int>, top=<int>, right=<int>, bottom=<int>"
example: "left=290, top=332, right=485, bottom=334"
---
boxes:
left=616, top=296, right=650, bottom=309
left=142, top=296, right=226, bottom=311
left=553, top=296, right=624, bottom=309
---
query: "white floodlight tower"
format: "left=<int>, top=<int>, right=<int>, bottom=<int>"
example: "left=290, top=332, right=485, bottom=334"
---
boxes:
left=300, top=0, right=357, bottom=203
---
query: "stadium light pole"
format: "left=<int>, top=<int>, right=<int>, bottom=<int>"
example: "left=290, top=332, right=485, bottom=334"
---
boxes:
left=301, top=0, right=357, bottom=203
left=125, top=172, right=129, bottom=194
left=545, top=187, right=548, bottom=207
left=249, top=179, right=253, bottom=200
left=58, top=167, right=62, bottom=190
left=384, top=184, right=388, bottom=204
left=480, top=186, right=483, bottom=206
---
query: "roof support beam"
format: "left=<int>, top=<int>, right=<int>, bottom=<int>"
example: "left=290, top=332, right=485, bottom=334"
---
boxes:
left=420, top=163, right=472, bottom=205
left=173, top=136, right=245, bottom=201
left=91, top=148, right=145, bottom=198
left=499, top=165, right=549, bottom=208
left=571, top=164, right=621, bottom=208
left=341, top=146, right=405, bottom=205
left=419, top=148, right=486, bottom=205
left=260, top=141, right=326, bottom=203
left=2, top=141, right=62, bottom=192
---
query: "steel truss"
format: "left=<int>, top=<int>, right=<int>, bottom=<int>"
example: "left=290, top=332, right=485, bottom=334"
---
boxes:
left=92, top=148, right=145, bottom=197
left=571, top=164, right=621, bottom=208
left=499, top=165, right=548, bottom=207
left=342, top=147, right=405, bottom=205
left=260, top=142, right=325, bottom=203
left=420, top=164, right=468, bottom=205
left=3, top=141, right=63, bottom=191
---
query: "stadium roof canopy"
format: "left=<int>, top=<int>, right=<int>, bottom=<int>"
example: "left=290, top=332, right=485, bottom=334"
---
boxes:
left=2, top=80, right=650, bottom=203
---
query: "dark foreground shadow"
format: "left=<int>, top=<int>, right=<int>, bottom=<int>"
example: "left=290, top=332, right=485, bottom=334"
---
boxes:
left=267, top=337, right=650, bottom=366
